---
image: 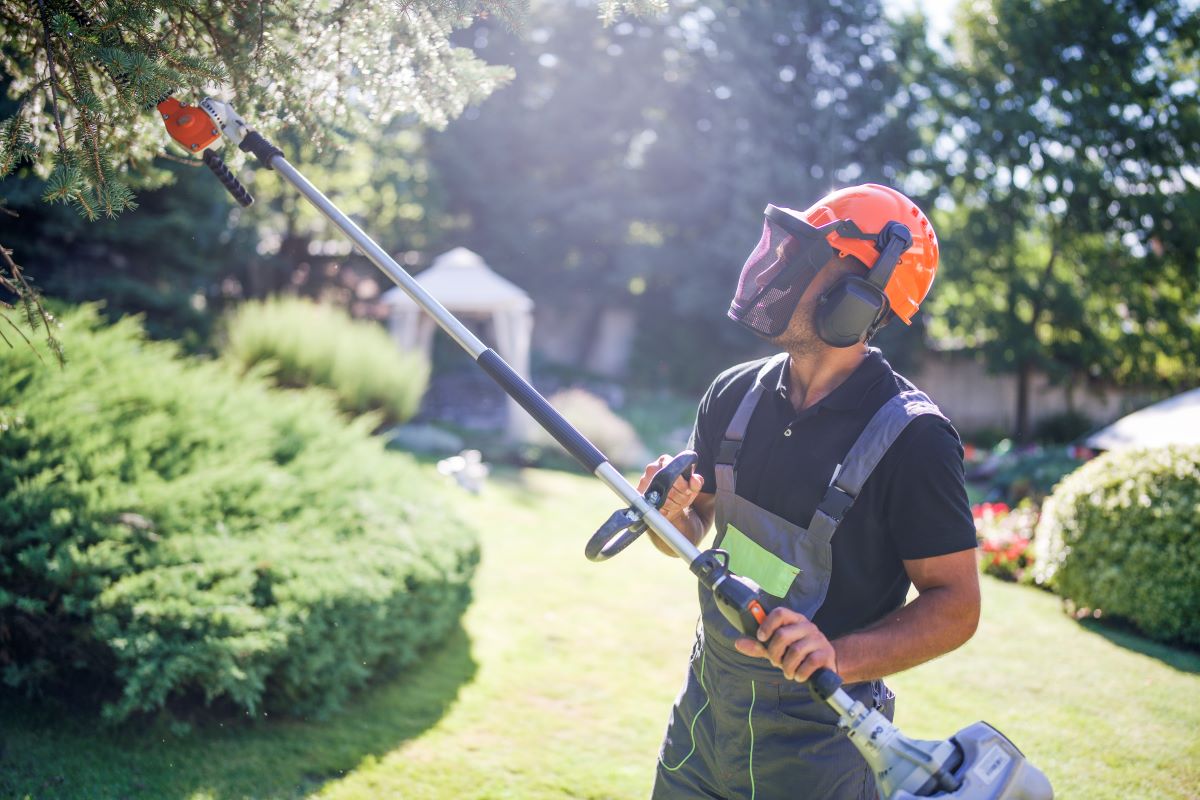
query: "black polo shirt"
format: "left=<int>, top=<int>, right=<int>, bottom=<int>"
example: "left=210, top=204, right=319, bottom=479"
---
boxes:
left=689, top=348, right=976, bottom=640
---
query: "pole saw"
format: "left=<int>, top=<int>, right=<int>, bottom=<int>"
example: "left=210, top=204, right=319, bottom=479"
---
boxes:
left=155, top=94, right=1053, bottom=800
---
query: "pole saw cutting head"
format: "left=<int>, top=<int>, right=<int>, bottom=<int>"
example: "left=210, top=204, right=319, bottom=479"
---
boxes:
left=157, top=96, right=255, bottom=207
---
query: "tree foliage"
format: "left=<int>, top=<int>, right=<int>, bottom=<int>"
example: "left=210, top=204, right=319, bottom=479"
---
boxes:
left=0, top=0, right=667, bottom=356
left=1, top=0, right=517, bottom=211
left=910, top=0, right=1200, bottom=438
left=432, top=0, right=921, bottom=389
left=0, top=0, right=515, bottom=355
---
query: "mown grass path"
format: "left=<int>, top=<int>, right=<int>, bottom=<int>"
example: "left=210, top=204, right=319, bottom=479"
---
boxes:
left=3, top=467, right=1198, bottom=798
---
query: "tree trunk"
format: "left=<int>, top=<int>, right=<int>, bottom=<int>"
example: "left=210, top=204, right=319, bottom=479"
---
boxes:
left=1015, top=226, right=1060, bottom=443
left=1015, top=360, right=1032, bottom=442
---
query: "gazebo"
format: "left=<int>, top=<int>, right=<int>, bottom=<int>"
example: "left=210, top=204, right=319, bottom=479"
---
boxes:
left=382, top=247, right=534, bottom=436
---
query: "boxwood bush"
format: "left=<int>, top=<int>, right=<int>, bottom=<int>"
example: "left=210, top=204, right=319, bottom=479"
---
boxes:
left=1034, top=445, right=1200, bottom=647
left=223, top=297, right=429, bottom=424
left=0, top=307, right=477, bottom=722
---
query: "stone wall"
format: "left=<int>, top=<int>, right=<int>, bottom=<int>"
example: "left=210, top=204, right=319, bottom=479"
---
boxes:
left=906, top=353, right=1152, bottom=435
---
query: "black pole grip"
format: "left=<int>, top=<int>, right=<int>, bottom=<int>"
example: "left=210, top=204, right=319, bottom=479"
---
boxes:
left=477, top=349, right=606, bottom=473
left=807, top=667, right=843, bottom=700
left=239, top=130, right=284, bottom=169
left=202, top=149, right=254, bottom=207
left=644, top=450, right=698, bottom=505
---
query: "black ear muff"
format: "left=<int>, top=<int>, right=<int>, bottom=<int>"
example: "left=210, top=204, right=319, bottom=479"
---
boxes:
left=814, top=220, right=912, bottom=348
left=815, top=277, right=889, bottom=348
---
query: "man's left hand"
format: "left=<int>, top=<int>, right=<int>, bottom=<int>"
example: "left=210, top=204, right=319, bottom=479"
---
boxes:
left=733, top=607, right=837, bottom=682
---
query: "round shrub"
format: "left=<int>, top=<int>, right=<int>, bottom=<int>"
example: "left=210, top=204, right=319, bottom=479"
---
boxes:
left=1034, top=445, right=1200, bottom=646
left=223, top=297, right=429, bottom=424
left=0, top=307, right=477, bottom=722
left=522, top=388, right=649, bottom=469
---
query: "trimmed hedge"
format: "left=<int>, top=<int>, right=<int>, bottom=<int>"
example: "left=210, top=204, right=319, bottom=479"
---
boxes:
left=223, top=297, right=429, bottom=424
left=1034, top=445, right=1200, bottom=647
left=0, top=307, right=477, bottom=722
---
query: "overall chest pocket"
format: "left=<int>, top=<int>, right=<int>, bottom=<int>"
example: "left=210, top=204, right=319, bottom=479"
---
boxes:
left=717, top=494, right=833, bottom=616
left=721, top=523, right=800, bottom=597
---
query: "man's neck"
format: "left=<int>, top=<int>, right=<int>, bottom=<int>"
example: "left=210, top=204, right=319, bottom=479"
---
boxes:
left=784, top=344, right=870, bottom=412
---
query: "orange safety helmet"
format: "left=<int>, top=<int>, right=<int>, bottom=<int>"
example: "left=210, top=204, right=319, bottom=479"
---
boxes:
left=800, top=184, right=939, bottom=325
left=729, top=183, right=939, bottom=342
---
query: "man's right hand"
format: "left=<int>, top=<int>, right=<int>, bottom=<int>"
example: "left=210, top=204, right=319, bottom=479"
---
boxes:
left=637, top=454, right=705, bottom=523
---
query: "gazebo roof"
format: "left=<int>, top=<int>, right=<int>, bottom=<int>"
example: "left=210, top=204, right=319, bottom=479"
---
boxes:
left=1085, top=387, right=1200, bottom=450
left=382, top=247, right=533, bottom=313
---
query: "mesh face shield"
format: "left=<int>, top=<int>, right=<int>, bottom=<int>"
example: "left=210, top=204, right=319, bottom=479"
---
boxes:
left=727, top=207, right=836, bottom=338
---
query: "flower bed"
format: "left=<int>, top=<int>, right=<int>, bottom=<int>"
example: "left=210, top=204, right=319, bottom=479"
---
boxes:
left=973, top=501, right=1038, bottom=582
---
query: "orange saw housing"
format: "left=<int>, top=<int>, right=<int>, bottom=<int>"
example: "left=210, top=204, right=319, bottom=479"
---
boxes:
left=157, top=97, right=220, bottom=152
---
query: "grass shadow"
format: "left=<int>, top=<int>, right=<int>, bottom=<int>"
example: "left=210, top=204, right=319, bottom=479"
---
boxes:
left=1076, top=617, right=1200, bottom=675
left=0, top=623, right=477, bottom=799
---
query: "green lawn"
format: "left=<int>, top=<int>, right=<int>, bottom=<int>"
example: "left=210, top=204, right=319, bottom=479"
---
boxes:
left=3, top=467, right=1198, bottom=799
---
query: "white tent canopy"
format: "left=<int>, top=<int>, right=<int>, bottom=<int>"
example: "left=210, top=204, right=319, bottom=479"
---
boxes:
left=1085, top=387, right=1200, bottom=451
left=382, top=247, right=534, bottom=436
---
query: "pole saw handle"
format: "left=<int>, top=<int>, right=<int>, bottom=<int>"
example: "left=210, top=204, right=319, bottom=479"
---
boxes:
left=203, top=149, right=254, bottom=207
left=584, top=450, right=698, bottom=561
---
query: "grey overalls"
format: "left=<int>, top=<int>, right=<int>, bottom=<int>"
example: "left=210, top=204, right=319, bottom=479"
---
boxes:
left=652, top=354, right=947, bottom=800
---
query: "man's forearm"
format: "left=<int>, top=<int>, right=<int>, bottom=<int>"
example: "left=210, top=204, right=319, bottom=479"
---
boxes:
left=831, top=585, right=979, bottom=683
left=648, top=506, right=708, bottom=557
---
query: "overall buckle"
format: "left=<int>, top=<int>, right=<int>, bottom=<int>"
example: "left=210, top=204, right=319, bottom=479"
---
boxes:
left=816, top=484, right=856, bottom=524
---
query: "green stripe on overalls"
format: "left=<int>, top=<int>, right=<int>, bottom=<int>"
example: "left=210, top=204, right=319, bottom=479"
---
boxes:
left=723, top=524, right=802, bottom=598
left=658, top=649, right=762, bottom=800
left=748, top=679, right=758, bottom=800
left=659, top=649, right=710, bottom=772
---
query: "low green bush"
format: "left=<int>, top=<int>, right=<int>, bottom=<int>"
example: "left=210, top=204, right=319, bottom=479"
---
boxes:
left=222, top=297, right=429, bottom=424
left=1034, top=445, right=1200, bottom=647
left=0, top=307, right=477, bottom=722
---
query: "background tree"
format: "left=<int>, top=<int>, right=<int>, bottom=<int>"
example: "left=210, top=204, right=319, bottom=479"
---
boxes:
left=910, top=0, right=1200, bottom=440
left=432, top=0, right=924, bottom=390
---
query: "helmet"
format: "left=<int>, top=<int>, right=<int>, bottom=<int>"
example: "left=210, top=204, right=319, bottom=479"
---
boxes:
left=727, top=183, right=938, bottom=345
left=800, top=183, right=939, bottom=325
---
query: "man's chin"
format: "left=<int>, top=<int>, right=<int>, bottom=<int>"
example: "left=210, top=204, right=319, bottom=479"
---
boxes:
left=770, top=328, right=824, bottom=356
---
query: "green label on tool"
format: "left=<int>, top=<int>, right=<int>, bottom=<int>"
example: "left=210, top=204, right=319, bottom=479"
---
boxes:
left=722, top=524, right=801, bottom=598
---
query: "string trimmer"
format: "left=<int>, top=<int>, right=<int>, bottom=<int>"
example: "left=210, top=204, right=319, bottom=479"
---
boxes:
left=155, top=94, right=1053, bottom=800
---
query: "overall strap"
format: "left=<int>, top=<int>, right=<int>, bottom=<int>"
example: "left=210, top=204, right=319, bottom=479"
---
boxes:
left=808, top=389, right=946, bottom=543
left=714, top=353, right=788, bottom=494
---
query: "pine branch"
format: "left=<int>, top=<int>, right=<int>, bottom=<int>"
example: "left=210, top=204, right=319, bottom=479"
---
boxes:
left=0, top=244, right=64, bottom=367
left=34, top=0, right=70, bottom=155
left=0, top=300, right=43, bottom=364
left=0, top=115, right=40, bottom=179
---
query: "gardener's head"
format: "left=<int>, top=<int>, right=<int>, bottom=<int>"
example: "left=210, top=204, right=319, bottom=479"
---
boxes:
left=727, top=184, right=939, bottom=350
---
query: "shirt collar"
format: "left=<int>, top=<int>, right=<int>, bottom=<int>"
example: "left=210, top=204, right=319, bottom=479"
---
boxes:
left=761, top=348, right=890, bottom=411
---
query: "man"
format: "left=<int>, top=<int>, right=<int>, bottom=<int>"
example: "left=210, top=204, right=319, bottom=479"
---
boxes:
left=641, top=185, right=980, bottom=800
